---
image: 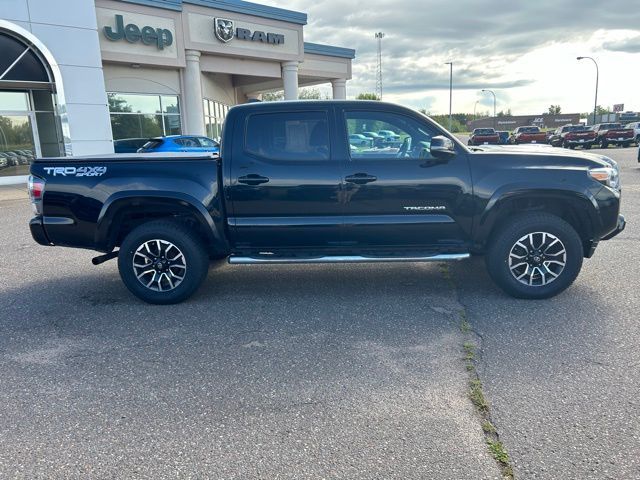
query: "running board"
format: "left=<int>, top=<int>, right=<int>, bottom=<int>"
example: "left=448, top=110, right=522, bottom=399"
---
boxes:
left=228, top=253, right=470, bottom=265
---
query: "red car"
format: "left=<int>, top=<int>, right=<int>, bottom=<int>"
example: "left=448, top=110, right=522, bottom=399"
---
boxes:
left=510, top=126, right=547, bottom=144
left=468, top=128, right=499, bottom=146
left=592, top=123, right=634, bottom=148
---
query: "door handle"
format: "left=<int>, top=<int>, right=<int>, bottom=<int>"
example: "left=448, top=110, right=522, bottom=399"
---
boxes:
left=238, top=174, right=269, bottom=185
left=345, top=173, right=377, bottom=184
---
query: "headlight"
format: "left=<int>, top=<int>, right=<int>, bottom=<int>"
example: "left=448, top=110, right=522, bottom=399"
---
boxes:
left=589, top=166, right=620, bottom=190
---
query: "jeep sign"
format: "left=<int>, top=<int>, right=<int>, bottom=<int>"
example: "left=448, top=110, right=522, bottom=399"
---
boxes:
left=103, top=14, right=173, bottom=50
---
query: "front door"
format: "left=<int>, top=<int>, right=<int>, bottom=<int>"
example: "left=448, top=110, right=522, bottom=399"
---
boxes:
left=228, top=108, right=343, bottom=250
left=338, top=108, right=473, bottom=251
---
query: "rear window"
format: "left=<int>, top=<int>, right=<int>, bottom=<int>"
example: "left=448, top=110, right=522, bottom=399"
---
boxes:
left=474, top=128, right=495, bottom=135
left=601, top=123, right=622, bottom=129
left=566, top=125, right=587, bottom=132
left=245, top=111, right=330, bottom=161
left=520, top=126, right=540, bottom=133
left=141, top=140, right=163, bottom=149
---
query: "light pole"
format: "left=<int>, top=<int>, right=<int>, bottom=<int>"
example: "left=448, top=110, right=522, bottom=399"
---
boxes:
left=375, top=32, right=385, bottom=100
left=481, top=89, right=496, bottom=130
left=445, top=61, right=453, bottom=131
left=577, top=56, right=598, bottom=126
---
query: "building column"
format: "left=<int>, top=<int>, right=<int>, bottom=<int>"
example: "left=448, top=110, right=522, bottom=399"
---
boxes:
left=331, top=79, right=347, bottom=100
left=184, top=50, right=205, bottom=135
left=281, top=61, right=299, bottom=100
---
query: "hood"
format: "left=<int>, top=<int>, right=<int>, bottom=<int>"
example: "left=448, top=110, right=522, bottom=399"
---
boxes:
left=471, top=143, right=618, bottom=169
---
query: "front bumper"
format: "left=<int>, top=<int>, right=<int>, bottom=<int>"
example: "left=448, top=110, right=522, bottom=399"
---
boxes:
left=30, top=217, right=51, bottom=246
left=601, top=214, right=626, bottom=240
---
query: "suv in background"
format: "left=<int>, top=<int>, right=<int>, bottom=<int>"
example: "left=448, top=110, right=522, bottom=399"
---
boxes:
left=496, top=131, right=510, bottom=144
left=138, top=135, right=220, bottom=153
left=548, top=124, right=596, bottom=149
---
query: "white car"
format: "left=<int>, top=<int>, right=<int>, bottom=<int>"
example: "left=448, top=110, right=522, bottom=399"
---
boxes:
left=625, top=122, right=640, bottom=144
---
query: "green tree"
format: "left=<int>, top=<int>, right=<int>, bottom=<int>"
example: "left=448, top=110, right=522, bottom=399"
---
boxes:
left=356, top=92, right=380, bottom=100
left=547, top=105, right=562, bottom=114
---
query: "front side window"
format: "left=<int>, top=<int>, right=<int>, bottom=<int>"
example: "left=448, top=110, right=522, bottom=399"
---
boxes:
left=245, top=111, right=330, bottom=161
left=345, top=111, right=439, bottom=160
left=108, top=93, right=181, bottom=140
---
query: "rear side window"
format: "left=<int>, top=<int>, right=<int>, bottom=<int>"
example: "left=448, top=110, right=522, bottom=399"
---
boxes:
left=245, top=111, right=330, bottom=161
left=174, top=137, right=199, bottom=147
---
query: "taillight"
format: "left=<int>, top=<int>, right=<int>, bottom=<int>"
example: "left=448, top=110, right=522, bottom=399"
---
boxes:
left=28, top=175, right=45, bottom=215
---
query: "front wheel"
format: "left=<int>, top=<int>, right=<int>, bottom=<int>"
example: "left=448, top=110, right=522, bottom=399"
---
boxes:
left=118, top=220, right=209, bottom=304
left=485, top=213, right=583, bottom=299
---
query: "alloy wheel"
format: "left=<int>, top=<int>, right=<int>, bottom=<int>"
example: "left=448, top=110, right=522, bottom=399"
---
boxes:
left=508, top=232, right=566, bottom=287
left=132, top=239, right=187, bottom=291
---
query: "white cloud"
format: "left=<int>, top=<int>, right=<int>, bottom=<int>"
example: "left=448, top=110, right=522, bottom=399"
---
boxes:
left=264, top=0, right=640, bottom=114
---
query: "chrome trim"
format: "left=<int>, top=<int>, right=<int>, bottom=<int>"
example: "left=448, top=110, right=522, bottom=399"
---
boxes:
left=229, top=253, right=470, bottom=264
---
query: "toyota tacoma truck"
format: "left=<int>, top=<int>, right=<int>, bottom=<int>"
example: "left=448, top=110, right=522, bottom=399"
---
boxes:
left=592, top=123, right=634, bottom=148
left=28, top=101, right=625, bottom=304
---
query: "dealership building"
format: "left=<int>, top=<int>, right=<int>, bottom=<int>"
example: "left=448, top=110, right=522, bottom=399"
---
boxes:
left=0, top=0, right=355, bottom=181
left=468, top=113, right=582, bottom=131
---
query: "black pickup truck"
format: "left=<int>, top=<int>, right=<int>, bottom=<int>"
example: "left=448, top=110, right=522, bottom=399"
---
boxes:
left=28, top=101, right=625, bottom=304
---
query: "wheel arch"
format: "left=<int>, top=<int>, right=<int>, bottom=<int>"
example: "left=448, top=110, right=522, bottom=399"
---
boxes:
left=475, top=189, right=601, bottom=257
left=96, top=191, right=228, bottom=255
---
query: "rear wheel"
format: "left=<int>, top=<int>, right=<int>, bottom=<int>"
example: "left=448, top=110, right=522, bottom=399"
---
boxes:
left=118, top=220, right=209, bottom=304
left=601, top=139, right=608, bottom=149
left=485, top=213, right=583, bottom=299
left=584, top=144, right=592, bottom=150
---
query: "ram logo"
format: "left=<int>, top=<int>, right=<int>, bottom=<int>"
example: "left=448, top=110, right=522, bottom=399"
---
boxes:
left=43, top=166, right=107, bottom=177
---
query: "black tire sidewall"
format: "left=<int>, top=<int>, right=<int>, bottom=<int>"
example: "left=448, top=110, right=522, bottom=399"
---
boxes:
left=486, top=214, right=583, bottom=299
left=118, top=221, right=208, bottom=304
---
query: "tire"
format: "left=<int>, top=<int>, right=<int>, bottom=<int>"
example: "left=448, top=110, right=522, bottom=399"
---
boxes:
left=118, top=220, right=209, bottom=304
left=601, top=140, right=608, bottom=149
left=584, top=144, right=591, bottom=150
left=485, top=213, right=583, bottom=299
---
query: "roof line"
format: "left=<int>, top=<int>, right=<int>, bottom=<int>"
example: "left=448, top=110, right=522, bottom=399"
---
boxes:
left=304, top=42, right=356, bottom=59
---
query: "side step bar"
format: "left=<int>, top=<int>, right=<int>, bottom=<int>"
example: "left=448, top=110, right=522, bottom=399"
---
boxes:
left=228, top=253, right=470, bottom=265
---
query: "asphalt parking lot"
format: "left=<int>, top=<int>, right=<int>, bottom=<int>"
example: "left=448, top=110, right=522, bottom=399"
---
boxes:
left=0, top=145, right=638, bottom=479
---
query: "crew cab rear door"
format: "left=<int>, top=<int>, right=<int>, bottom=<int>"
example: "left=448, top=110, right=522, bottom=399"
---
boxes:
left=336, top=106, right=473, bottom=250
left=227, top=106, right=343, bottom=249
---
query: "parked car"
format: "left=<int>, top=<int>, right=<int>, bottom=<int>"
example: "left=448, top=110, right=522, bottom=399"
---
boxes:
left=361, top=131, right=385, bottom=147
left=468, top=128, right=500, bottom=146
left=5, top=151, right=29, bottom=165
left=138, top=135, right=220, bottom=154
left=496, top=131, right=510, bottom=144
left=0, top=152, right=13, bottom=167
left=624, top=122, right=640, bottom=144
left=28, top=100, right=624, bottom=304
left=348, top=134, right=372, bottom=147
left=548, top=124, right=596, bottom=149
left=377, top=129, right=401, bottom=141
left=592, top=123, right=634, bottom=148
left=114, top=138, right=150, bottom=154
left=0, top=155, right=8, bottom=169
left=509, top=126, right=547, bottom=144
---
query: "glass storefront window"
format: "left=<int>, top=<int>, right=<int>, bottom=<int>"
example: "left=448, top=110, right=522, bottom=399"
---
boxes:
left=0, top=91, right=30, bottom=111
left=203, top=98, right=229, bottom=141
left=108, top=93, right=181, bottom=140
left=0, top=115, right=36, bottom=177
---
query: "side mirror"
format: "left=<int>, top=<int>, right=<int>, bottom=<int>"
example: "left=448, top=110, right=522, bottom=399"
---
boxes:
left=430, top=135, right=456, bottom=156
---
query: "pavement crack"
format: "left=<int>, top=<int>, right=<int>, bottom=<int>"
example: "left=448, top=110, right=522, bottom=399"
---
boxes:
left=439, top=263, right=515, bottom=480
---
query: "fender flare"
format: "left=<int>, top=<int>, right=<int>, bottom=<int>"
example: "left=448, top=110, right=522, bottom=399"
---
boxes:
left=95, top=190, right=227, bottom=252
